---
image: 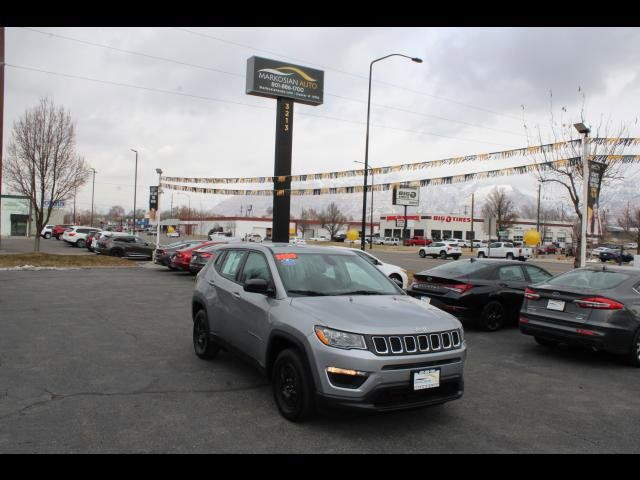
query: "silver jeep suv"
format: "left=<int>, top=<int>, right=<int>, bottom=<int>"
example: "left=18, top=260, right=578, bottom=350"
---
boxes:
left=191, top=243, right=466, bottom=421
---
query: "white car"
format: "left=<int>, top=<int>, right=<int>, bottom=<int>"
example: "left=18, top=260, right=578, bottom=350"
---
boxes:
left=309, top=236, right=330, bottom=242
left=471, top=241, right=483, bottom=248
left=339, top=247, right=409, bottom=289
left=624, top=242, right=638, bottom=250
left=62, top=226, right=100, bottom=248
left=40, top=224, right=55, bottom=239
left=379, top=237, right=400, bottom=246
left=289, top=237, right=307, bottom=245
left=418, top=241, right=462, bottom=259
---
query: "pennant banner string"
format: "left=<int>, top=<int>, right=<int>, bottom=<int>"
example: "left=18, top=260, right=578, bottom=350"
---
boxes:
left=161, top=138, right=640, bottom=185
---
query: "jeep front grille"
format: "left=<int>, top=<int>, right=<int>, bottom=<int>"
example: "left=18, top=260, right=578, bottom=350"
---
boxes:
left=368, top=330, right=463, bottom=356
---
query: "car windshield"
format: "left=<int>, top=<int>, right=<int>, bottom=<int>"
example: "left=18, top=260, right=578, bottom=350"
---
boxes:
left=273, top=251, right=402, bottom=297
left=546, top=269, right=633, bottom=290
left=419, top=261, right=488, bottom=277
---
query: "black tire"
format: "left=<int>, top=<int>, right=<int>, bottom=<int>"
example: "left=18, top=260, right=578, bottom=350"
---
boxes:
left=44, top=232, right=51, bottom=239
left=419, top=250, right=426, bottom=258
left=389, top=274, right=403, bottom=287
left=272, top=348, right=315, bottom=422
left=193, top=310, right=219, bottom=360
left=478, top=252, right=486, bottom=258
left=452, top=255, right=460, bottom=260
left=111, top=249, right=124, bottom=257
left=626, top=328, right=640, bottom=368
left=439, top=251, right=447, bottom=259
left=506, top=253, right=514, bottom=260
left=535, top=336, right=560, bottom=348
left=76, top=239, right=86, bottom=248
left=480, top=301, right=506, bottom=331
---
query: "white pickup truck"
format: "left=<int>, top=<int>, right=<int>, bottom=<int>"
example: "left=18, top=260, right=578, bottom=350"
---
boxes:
left=476, top=241, right=532, bottom=261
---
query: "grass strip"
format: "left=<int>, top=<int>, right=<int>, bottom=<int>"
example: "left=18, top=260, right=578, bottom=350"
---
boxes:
left=0, top=253, right=135, bottom=268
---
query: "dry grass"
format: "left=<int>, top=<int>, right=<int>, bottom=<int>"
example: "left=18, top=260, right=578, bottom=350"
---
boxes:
left=0, top=253, right=135, bottom=268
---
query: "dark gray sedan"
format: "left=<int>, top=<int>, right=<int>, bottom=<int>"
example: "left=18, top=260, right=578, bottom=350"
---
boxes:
left=520, top=265, right=640, bottom=366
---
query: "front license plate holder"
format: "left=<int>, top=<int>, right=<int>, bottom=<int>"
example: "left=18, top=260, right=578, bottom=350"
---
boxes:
left=412, top=368, right=440, bottom=391
left=546, top=299, right=566, bottom=311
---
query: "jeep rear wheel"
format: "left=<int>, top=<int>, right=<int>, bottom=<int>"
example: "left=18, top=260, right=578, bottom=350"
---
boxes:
left=273, top=348, right=315, bottom=422
left=193, top=310, right=220, bottom=360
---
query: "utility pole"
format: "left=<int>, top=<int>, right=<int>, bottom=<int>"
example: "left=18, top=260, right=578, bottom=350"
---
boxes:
left=536, top=183, right=541, bottom=233
left=0, top=27, right=4, bottom=247
left=470, top=193, right=475, bottom=253
left=73, top=185, right=77, bottom=224
left=90, top=168, right=97, bottom=227
left=131, top=149, right=138, bottom=234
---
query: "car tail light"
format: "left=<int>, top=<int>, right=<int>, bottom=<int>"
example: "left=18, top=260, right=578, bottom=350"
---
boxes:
left=69, top=232, right=76, bottom=236
left=524, top=288, right=540, bottom=300
left=519, top=316, right=529, bottom=324
left=447, top=247, right=452, bottom=251
left=574, top=297, right=624, bottom=310
left=442, top=283, right=473, bottom=293
left=576, top=329, right=599, bottom=336
left=200, top=252, right=213, bottom=259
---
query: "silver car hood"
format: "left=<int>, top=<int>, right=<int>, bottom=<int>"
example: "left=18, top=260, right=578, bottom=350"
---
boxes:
left=289, top=295, right=461, bottom=335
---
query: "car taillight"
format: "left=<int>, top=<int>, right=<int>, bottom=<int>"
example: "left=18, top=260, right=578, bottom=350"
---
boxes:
left=443, top=283, right=473, bottom=293
left=200, top=252, right=212, bottom=259
left=574, top=297, right=624, bottom=310
left=519, top=316, right=529, bottom=324
left=524, top=288, right=540, bottom=300
left=447, top=247, right=452, bottom=251
left=69, top=232, right=76, bottom=236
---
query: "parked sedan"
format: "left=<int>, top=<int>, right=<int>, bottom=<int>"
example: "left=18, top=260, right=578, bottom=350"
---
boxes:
left=170, top=241, right=219, bottom=272
left=408, top=258, right=553, bottom=331
left=155, top=240, right=208, bottom=269
left=600, top=250, right=634, bottom=263
left=536, top=245, right=558, bottom=255
left=337, top=247, right=409, bottom=289
left=519, top=266, right=640, bottom=366
left=189, top=244, right=224, bottom=274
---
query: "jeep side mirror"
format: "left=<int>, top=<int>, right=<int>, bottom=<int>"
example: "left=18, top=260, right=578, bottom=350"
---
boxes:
left=244, top=278, right=274, bottom=296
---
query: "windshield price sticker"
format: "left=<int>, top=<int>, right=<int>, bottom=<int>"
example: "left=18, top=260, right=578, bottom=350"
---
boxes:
left=275, top=253, right=298, bottom=265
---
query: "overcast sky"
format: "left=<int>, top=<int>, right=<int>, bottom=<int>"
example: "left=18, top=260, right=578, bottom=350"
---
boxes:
left=4, top=27, right=640, bottom=216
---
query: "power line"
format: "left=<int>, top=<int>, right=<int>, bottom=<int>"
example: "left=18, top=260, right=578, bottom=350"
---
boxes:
left=172, top=26, right=524, bottom=123
left=17, top=27, right=525, bottom=138
left=6, top=63, right=519, bottom=148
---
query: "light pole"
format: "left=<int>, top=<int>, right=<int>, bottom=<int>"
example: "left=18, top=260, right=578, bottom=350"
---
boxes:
left=574, top=123, right=590, bottom=267
left=131, top=149, right=138, bottom=234
left=155, top=168, right=162, bottom=250
left=361, top=53, right=422, bottom=251
left=89, top=168, right=97, bottom=227
left=355, top=160, right=375, bottom=249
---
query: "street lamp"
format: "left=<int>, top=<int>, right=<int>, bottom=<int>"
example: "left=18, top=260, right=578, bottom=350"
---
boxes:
left=155, top=168, right=162, bottom=249
left=131, top=149, right=138, bottom=234
left=574, top=122, right=590, bottom=267
left=361, top=54, right=422, bottom=251
left=355, top=160, right=375, bottom=249
left=89, top=168, right=97, bottom=227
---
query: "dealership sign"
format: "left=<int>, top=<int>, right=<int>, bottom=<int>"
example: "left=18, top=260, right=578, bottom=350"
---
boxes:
left=392, top=186, right=420, bottom=206
left=246, top=56, right=324, bottom=106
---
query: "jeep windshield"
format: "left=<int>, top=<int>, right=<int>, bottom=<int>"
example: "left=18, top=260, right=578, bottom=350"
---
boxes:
left=273, top=251, right=402, bottom=297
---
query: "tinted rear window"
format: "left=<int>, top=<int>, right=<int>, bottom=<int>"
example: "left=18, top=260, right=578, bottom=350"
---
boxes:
left=420, top=261, right=488, bottom=277
left=547, top=269, right=633, bottom=290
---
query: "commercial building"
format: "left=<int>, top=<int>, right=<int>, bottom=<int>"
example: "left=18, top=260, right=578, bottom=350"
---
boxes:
left=0, top=195, right=66, bottom=237
left=379, top=213, right=574, bottom=244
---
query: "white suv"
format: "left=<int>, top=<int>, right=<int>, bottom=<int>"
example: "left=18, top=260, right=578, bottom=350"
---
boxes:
left=338, top=247, right=409, bottom=289
left=418, top=241, right=462, bottom=260
left=62, top=226, right=99, bottom=248
left=379, top=237, right=400, bottom=246
left=40, top=225, right=55, bottom=239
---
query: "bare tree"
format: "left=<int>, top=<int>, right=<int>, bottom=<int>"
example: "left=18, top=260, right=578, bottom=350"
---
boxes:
left=618, top=202, right=635, bottom=236
left=317, top=202, right=346, bottom=239
left=108, top=205, right=126, bottom=223
left=3, top=98, right=89, bottom=251
left=524, top=90, right=632, bottom=265
left=296, top=207, right=318, bottom=237
left=481, top=187, right=517, bottom=237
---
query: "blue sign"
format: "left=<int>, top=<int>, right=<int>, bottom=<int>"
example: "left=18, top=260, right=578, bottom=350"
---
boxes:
left=44, top=200, right=65, bottom=208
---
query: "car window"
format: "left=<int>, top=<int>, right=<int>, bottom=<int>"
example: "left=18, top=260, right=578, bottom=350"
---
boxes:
left=134, top=237, right=147, bottom=244
left=220, top=251, right=246, bottom=280
left=354, top=250, right=378, bottom=266
left=240, top=252, right=272, bottom=285
left=524, top=265, right=553, bottom=284
left=422, top=261, right=489, bottom=277
left=498, top=265, right=525, bottom=281
left=547, top=269, right=632, bottom=290
left=213, top=250, right=227, bottom=273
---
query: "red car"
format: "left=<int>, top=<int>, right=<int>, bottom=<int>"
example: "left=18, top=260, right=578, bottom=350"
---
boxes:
left=52, top=224, right=74, bottom=240
left=405, top=236, right=432, bottom=246
left=170, top=241, right=221, bottom=272
left=536, top=245, right=558, bottom=255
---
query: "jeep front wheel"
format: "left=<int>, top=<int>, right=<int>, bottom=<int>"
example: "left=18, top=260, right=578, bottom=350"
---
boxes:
left=273, top=348, right=315, bottom=422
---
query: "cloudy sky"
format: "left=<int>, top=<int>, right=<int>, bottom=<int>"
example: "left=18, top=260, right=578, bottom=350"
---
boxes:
left=4, top=27, right=640, bottom=217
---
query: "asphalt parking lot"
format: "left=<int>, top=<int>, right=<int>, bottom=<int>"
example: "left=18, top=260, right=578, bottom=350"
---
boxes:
left=2, top=266, right=639, bottom=453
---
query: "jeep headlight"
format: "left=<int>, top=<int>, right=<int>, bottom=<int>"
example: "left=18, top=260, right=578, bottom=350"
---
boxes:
left=314, top=326, right=366, bottom=350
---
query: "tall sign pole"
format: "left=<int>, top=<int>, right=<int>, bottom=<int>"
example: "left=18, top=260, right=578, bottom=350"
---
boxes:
left=246, top=56, right=324, bottom=243
left=0, top=27, right=4, bottom=247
